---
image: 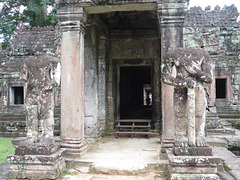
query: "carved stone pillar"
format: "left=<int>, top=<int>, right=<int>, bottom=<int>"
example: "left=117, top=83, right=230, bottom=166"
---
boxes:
left=157, top=0, right=189, bottom=151
left=57, top=4, right=87, bottom=157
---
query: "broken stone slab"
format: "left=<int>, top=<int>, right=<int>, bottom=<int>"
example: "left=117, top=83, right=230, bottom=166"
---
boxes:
left=173, top=145, right=213, bottom=156
left=7, top=148, right=66, bottom=180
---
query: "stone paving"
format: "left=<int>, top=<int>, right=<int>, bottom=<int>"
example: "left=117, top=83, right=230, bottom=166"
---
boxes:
left=63, top=137, right=169, bottom=180
left=1, top=134, right=240, bottom=179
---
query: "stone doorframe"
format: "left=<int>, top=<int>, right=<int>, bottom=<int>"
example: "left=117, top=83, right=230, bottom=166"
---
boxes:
left=113, top=59, right=160, bottom=128
left=56, top=0, right=189, bottom=155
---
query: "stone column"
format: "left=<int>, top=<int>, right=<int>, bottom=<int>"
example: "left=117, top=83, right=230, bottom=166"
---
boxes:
left=98, top=36, right=107, bottom=133
left=57, top=5, right=87, bottom=157
left=158, top=0, right=189, bottom=151
left=84, top=24, right=98, bottom=141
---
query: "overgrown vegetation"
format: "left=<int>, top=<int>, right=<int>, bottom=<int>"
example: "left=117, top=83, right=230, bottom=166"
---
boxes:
left=0, top=0, right=58, bottom=49
left=0, top=137, right=15, bottom=164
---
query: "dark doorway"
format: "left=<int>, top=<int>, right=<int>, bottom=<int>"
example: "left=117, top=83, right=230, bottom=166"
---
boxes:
left=216, top=79, right=227, bottom=99
left=120, top=66, right=152, bottom=119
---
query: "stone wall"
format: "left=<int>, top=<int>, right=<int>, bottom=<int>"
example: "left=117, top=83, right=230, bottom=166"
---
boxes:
left=184, top=5, right=240, bottom=114
left=1, top=4, right=240, bottom=137
left=0, top=23, right=59, bottom=137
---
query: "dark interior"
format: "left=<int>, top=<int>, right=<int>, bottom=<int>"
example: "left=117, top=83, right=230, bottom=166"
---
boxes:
left=120, top=66, right=152, bottom=119
left=13, top=87, right=24, bottom=104
left=99, top=11, right=158, bottom=31
left=216, top=79, right=227, bottom=99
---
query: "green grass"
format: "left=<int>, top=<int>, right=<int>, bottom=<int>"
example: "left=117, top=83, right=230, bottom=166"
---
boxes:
left=0, top=137, right=15, bottom=164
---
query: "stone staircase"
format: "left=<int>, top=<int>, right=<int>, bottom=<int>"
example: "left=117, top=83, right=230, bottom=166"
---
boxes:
left=215, top=100, right=240, bottom=131
left=216, top=100, right=240, bottom=127
left=0, top=106, right=61, bottom=137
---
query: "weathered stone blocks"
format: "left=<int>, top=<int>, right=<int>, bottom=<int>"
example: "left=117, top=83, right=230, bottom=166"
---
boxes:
left=173, top=146, right=213, bottom=156
left=167, top=150, right=221, bottom=180
left=8, top=148, right=66, bottom=179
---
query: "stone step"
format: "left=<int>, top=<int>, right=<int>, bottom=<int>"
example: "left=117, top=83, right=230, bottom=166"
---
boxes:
left=65, top=158, right=168, bottom=177
left=218, top=114, right=240, bottom=118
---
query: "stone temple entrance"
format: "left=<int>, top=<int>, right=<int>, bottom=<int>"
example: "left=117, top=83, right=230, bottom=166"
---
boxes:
left=119, top=66, right=152, bottom=119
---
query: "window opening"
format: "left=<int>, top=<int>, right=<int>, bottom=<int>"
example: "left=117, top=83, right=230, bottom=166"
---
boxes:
left=10, top=86, right=24, bottom=105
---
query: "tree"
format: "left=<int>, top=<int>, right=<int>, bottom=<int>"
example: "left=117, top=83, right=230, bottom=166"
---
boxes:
left=0, top=0, right=58, bottom=49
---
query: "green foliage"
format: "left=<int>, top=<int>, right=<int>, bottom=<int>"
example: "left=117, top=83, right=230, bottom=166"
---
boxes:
left=0, top=137, right=15, bottom=164
left=0, top=0, right=58, bottom=49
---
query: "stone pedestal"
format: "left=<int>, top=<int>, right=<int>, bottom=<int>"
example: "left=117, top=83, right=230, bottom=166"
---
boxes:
left=8, top=146, right=66, bottom=179
left=167, top=150, right=221, bottom=179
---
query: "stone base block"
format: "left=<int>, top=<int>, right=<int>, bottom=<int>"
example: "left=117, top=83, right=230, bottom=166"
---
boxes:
left=61, top=139, right=88, bottom=158
left=15, top=143, right=59, bottom=155
left=173, top=145, right=213, bottom=156
left=7, top=148, right=66, bottom=179
left=167, top=150, right=221, bottom=180
left=161, top=137, right=174, bottom=152
left=171, top=173, right=220, bottom=180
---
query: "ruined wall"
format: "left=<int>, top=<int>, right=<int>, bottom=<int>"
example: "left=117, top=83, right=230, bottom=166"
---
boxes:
left=183, top=5, right=240, bottom=129
left=184, top=5, right=240, bottom=105
left=1, top=4, right=240, bottom=137
left=0, top=23, right=59, bottom=136
left=84, top=15, right=109, bottom=140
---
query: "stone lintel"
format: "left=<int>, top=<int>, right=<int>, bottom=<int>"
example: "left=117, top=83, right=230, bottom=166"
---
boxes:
left=85, top=3, right=157, bottom=14
left=173, top=146, right=213, bottom=156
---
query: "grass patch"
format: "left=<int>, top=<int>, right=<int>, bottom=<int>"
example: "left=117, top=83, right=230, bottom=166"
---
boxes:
left=0, top=137, right=15, bottom=164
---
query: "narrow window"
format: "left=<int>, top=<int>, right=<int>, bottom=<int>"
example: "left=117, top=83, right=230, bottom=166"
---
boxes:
left=143, top=84, right=152, bottom=106
left=10, top=87, right=24, bottom=105
left=216, top=79, right=227, bottom=99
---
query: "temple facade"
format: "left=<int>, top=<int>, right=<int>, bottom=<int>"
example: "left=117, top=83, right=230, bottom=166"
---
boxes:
left=0, top=0, right=240, bottom=147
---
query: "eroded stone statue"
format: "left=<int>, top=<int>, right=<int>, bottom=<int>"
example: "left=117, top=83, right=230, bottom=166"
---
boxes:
left=162, top=48, right=213, bottom=148
left=19, top=55, right=60, bottom=147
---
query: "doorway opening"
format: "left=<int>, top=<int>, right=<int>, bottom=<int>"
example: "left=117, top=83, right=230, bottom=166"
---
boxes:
left=216, top=78, right=227, bottom=99
left=120, top=66, right=152, bottom=119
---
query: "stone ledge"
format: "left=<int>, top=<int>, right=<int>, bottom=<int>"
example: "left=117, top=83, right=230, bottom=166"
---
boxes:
left=8, top=148, right=66, bottom=165
left=15, top=143, right=60, bottom=156
left=173, top=146, right=213, bottom=156
left=170, top=173, right=220, bottom=180
left=167, top=150, right=221, bottom=166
